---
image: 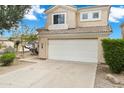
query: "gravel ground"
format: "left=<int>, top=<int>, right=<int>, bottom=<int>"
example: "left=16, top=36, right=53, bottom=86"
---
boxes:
left=94, top=64, right=124, bottom=88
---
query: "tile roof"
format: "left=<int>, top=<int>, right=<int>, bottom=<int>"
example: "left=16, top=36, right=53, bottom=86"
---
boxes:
left=37, top=26, right=112, bottom=34
left=45, top=5, right=110, bottom=12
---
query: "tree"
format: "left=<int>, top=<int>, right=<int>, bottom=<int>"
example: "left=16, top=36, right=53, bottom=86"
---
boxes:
left=0, top=5, right=31, bottom=34
left=20, top=25, right=38, bottom=56
left=11, top=24, right=38, bottom=57
left=24, top=34, right=38, bottom=42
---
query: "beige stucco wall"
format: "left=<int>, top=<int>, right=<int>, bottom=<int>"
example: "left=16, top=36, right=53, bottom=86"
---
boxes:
left=45, top=6, right=110, bottom=30
left=45, top=6, right=76, bottom=30
left=38, top=37, right=105, bottom=63
left=98, top=37, right=108, bottom=64
left=39, top=37, right=48, bottom=59
left=38, top=32, right=109, bottom=63
left=77, top=6, right=110, bottom=27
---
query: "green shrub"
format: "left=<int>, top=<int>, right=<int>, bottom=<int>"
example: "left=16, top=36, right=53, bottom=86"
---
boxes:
left=102, top=39, right=124, bottom=74
left=0, top=53, right=16, bottom=66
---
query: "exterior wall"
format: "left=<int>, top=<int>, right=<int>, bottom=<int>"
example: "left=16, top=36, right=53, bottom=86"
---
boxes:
left=45, top=6, right=110, bottom=30
left=68, top=10, right=76, bottom=28
left=45, top=6, right=76, bottom=30
left=38, top=31, right=109, bottom=64
left=98, top=36, right=108, bottom=64
left=77, top=6, right=110, bottom=27
left=39, top=37, right=48, bottom=59
left=38, top=32, right=99, bottom=59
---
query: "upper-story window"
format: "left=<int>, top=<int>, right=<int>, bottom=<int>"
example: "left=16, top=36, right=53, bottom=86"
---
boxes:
left=80, top=10, right=101, bottom=21
left=93, top=12, right=99, bottom=19
left=52, top=13, right=66, bottom=24
left=82, top=13, right=88, bottom=19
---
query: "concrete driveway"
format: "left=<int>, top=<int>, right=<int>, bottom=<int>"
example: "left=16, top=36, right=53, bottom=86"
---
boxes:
left=0, top=60, right=97, bottom=88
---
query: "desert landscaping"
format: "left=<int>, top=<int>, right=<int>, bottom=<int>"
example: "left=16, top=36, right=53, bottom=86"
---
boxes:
left=0, top=52, right=35, bottom=75
left=95, top=64, right=124, bottom=88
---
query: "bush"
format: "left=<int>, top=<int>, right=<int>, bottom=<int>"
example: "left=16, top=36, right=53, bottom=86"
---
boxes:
left=0, top=53, right=16, bottom=66
left=102, top=39, right=124, bottom=74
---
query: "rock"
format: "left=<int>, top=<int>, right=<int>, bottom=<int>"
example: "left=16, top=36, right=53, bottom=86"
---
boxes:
left=16, top=55, right=22, bottom=59
left=120, top=81, right=124, bottom=85
left=105, top=74, right=120, bottom=84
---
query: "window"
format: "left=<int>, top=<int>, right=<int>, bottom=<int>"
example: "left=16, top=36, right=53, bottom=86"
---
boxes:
left=93, top=12, right=99, bottom=19
left=53, top=14, right=65, bottom=24
left=82, top=13, right=88, bottom=19
left=80, top=10, right=101, bottom=21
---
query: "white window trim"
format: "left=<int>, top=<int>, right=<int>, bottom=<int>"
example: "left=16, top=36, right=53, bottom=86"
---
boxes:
left=52, top=12, right=66, bottom=25
left=80, top=10, right=101, bottom=21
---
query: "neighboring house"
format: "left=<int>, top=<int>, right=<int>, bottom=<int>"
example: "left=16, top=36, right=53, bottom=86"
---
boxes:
left=0, top=37, right=14, bottom=48
left=0, top=37, right=8, bottom=44
left=37, top=5, right=112, bottom=63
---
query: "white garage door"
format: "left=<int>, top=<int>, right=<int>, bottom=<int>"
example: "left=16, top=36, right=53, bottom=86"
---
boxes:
left=48, top=39, right=98, bottom=63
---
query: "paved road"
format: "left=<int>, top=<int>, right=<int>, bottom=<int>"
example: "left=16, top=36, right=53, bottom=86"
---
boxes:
left=0, top=60, right=97, bottom=88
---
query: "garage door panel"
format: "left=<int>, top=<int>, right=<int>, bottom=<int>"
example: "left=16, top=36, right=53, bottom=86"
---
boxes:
left=48, top=39, right=98, bottom=63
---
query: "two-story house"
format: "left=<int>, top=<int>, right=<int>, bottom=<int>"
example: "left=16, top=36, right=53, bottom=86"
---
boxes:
left=37, top=5, right=112, bottom=63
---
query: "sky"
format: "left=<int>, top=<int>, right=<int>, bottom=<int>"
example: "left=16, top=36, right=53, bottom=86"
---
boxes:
left=4, top=5, right=124, bottom=38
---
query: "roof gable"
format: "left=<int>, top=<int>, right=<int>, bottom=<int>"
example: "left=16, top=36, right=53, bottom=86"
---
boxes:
left=44, top=5, right=77, bottom=14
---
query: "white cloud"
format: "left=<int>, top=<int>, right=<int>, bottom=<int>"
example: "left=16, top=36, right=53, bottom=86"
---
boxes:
left=109, top=6, right=124, bottom=23
left=24, top=5, right=45, bottom=20
left=24, top=14, right=37, bottom=20
left=32, top=5, right=45, bottom=14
